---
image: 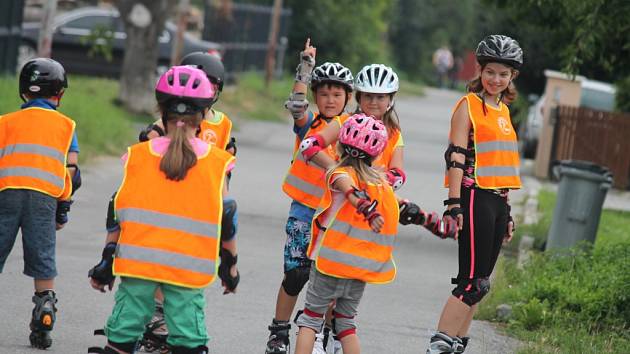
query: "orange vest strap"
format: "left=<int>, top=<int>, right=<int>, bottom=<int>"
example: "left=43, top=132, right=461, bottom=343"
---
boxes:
left=317, top=247, right=395, bottom=274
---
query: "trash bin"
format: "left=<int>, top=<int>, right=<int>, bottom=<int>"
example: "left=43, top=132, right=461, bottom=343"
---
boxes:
left=546, top=160, right=613, bottom=250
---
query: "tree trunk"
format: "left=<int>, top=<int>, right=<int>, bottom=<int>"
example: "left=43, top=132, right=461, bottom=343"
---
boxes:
left=114, top=0, right=176, bottom=114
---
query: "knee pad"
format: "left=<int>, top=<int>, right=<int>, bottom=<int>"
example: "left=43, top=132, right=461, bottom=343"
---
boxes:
left=295, top=308, right=325, bottom=333
left=332, top=311, right=356, bottom=339
left=221, top=199, right=238, bottom=241
left=282, top=266, right=310, bottom=296
left=452, top=277, right=490, bottom=306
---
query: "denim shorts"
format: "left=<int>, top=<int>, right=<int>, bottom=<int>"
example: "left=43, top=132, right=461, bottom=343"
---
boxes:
left=0, top=189, right=57, bottom=278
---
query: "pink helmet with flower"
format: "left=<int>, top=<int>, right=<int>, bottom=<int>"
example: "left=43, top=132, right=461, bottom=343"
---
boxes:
left=155, top=65, right=215, bottom=114
left=338, top=113, right=388, bottom=159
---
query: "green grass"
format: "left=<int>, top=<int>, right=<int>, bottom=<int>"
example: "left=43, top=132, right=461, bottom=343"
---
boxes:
left=478, top=189, right=630, bottom=354
left=1, top=75, right=152, bottom=163
left=398, top=80, right=425, bottom=97
left=218, top=72, right=293, bottom=122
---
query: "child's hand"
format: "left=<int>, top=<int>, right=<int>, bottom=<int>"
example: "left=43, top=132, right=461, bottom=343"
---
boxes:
left=302, top=38, right=316, bottom=60
left=90, top=277, right=115, bottom=293
left=369, top=215, right=384, bottom=233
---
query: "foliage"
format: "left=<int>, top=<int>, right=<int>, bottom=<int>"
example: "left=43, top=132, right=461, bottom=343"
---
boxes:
left=487, top=0, right=630, bottom=100
left=79, top=24, right=115, bottom=62
left=389, top=0, right=479, bottom=82
left=0, top=75, right=147, bottom=162
left=615, top=74, right=630, bottom=112
left=283, top=0, right=393, bottom=73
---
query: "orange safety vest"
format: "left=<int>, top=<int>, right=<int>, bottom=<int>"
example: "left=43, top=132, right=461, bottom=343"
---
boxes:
left=0, top=107, right=75, bottom=200
left=198, top=110, right=232, bottom=150
left=113, top=141, right=234, bottom=288
left=445, top=93, right=522, bottom=189
left=308, top=167, right=399, bottom=284
left=373, top=128, right=402, bottom=169
left=282, top=113, right=349, bottom=209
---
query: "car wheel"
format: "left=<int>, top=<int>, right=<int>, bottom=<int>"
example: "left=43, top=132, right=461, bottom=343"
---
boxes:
left=16, top=43, right=37, bottom=73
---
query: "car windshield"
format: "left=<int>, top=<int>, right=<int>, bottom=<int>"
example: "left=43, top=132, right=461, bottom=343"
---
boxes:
left=62, top=15, right=113, bottom=30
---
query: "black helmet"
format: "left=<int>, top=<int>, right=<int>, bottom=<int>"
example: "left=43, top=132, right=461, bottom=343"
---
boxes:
left=180, top=52, right=225, bottom=92
left=311, top=62, right=354, bottom=91
left=475, top=35, right=523, bottom=69
left=19, top=58, right=68, bottom=101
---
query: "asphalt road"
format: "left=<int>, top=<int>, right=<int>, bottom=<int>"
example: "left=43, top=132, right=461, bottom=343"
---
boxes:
left=0, top=88, right=519, bottom=353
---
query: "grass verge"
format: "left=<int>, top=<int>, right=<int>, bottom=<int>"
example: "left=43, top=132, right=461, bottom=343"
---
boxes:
left=479, top=189, right=630, bottom=354
left=1, top=75, right=151, bottom=163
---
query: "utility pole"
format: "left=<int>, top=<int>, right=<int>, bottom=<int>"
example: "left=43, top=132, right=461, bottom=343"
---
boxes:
left=170, top=0, right=190, bottom=66
left=38, top=0, right=57, bottom=58
left=264, top=0, right=282, bottom=87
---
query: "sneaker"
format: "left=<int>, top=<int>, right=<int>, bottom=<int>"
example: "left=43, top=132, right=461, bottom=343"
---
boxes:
left=312, top=332, right=326, bottom=354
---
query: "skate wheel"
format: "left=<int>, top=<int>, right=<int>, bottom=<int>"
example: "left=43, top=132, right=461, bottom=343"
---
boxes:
left=29, top=331, right=52, bottom=349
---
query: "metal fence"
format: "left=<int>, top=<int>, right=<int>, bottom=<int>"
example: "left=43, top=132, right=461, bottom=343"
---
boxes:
left=552, top=105, right=630, bottom=189
left=202, top=2, right=291, bottom=76
left=0, top=0, right=25, bottom=74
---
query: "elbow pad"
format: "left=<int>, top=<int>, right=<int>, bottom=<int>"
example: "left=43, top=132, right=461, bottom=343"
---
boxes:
left=299, top=134, right=325, bottom=161
left=386, top=167, right=406, bottom=190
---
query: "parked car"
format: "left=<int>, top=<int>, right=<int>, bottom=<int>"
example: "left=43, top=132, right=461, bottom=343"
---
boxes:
left=520, top=94, right=545, bottom=158
left=19, top=7, right=221, bottom=76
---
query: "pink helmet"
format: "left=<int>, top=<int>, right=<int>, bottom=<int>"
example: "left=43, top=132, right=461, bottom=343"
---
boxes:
left=338, top=113, right=388, bottom=158
left=155, top=65, right=215, bottom=113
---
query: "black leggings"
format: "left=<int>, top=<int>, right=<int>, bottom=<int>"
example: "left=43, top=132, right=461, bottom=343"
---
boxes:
left=455, top=187, right=508, bottom=284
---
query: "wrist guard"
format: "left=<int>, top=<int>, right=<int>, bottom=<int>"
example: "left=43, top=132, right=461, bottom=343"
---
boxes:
left=386, top=167, right=406, bottom=191
left=56, top=200, right=73, bottom=225
left=295, top=51, right=316, bottom=84
left=88, top=242, right=117, bottom=286
left=399, top=200, right=426, bottom=225
left=218, top=248, right=239, bottom=292
left=285, top=92, right=309, bottom=120
left=299, top=134, right=325, bottom=161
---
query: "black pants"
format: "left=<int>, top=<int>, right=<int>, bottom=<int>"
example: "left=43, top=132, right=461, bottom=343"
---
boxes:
left=456, top=187, right=509, bottom=283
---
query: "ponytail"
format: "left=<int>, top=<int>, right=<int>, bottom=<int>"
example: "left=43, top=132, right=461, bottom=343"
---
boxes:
left=159, top=113, right=203, bottom=181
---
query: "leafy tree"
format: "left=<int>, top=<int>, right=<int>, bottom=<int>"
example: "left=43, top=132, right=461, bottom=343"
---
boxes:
left=487, top=0, right=630, bottom=111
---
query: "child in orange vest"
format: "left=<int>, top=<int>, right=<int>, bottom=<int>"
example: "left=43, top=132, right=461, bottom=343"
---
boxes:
left=303, top=64, right=406, bottom=191
left=265, top=39, right=355, bottom=354
left=88, top=66, right=236, bottom=354
left=293, top=114, right=400, bottom=354
left=135, top=52, right=239, bottom=352
left=0, top=58, right=81, bottom=349
left=428, top=35, right=522, bottom=354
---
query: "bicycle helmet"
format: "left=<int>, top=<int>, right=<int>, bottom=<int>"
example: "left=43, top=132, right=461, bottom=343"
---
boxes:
left=311, top=62, right=354, bottom=91
left=355, top=64, right=399, bottom=94
left=339, top=113, right=388, bottom=159
left=180, top=51, right=225, bottom=92
left=476, top=35, right=523, bottom=69
left=19, top=58, right=67, bottom=101
left=155, top=65, right=215, bottom=114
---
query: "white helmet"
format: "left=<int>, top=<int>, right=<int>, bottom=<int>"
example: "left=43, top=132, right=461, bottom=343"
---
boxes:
left=355, top=64, right=399, bottom=94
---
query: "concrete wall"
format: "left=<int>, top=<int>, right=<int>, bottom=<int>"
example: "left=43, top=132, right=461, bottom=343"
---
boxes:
left=533, top=70, right=583, bottom=178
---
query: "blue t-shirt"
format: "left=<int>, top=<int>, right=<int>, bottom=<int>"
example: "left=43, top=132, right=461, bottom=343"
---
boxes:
left=20, top=99, right=80, bottom=153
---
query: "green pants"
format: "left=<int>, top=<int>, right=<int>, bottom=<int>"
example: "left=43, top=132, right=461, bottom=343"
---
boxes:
left=105, top=277, right=209, bottom=348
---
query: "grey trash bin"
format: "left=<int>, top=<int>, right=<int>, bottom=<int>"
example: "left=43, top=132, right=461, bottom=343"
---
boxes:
left=546, top=160, right=613, bottom=250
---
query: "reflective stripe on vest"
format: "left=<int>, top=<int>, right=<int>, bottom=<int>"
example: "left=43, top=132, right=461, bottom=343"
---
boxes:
left=117, top=244, right=215, bottom=276
left=113, top=142, right=233, bottom=288
left=117, top=208, right=218, bottom=238
left=310, top=167, right=399, bottom=284
left=0, top=107, right=74, bottom=198
left=282, top=113, right=344, bottom=208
